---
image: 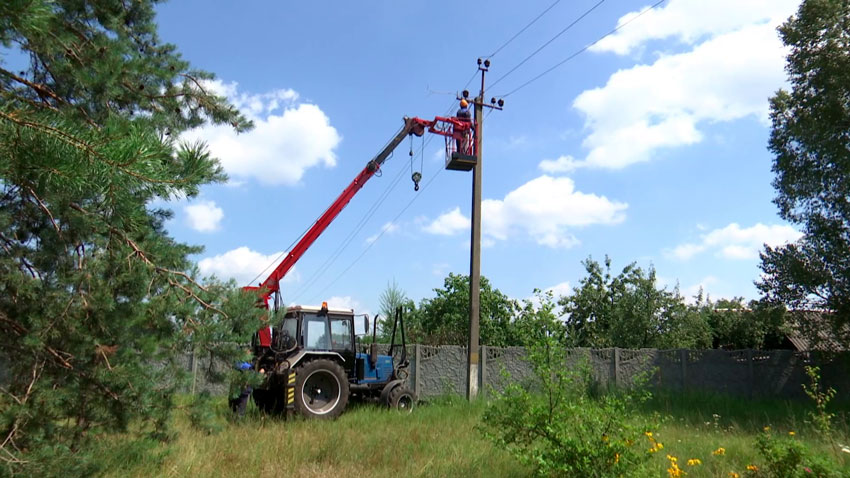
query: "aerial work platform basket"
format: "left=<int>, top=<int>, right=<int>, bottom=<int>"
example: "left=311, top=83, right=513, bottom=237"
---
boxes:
left=420, top=115, right=476, bottom=171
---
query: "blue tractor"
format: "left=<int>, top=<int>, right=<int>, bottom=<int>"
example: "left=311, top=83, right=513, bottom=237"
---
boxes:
left=251, top=303, right=414, bottom=419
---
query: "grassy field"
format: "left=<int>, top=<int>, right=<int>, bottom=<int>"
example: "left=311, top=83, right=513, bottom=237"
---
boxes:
left=99, top=393, right=850, bottom=478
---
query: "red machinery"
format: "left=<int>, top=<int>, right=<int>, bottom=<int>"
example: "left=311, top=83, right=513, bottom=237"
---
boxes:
left=243, top=114, right=473, bottom=319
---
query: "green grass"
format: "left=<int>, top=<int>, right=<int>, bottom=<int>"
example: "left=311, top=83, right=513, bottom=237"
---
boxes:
left=99, top=393, right=850, bottom=478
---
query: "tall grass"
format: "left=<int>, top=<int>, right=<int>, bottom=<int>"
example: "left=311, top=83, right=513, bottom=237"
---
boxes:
left=100, top=396, right=528, bottom=478
left=98, top=392, right=850, bottom=478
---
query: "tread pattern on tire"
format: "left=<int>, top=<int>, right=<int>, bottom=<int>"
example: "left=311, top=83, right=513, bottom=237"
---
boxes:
left=294, top=359, right=350, bottom=419
left=388, top=386, right=416, bottom=412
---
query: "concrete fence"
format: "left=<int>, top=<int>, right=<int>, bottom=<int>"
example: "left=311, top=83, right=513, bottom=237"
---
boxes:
left=182, top=346, right=850, bottom=400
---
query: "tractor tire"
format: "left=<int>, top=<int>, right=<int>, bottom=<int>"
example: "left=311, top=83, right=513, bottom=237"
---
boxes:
left=293, top=359, right=349, bottom=419
left=388, top=386, right=416, bottom=412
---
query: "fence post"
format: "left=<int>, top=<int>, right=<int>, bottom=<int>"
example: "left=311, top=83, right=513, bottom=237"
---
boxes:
left=679, top=349, right=688, bottom=393
left=414, top=344, right=421, bottom=399
left=481, top=345, right=487, bottom=395
left=747, top=349, right=754, bottom=399
left=613, top=347, right=620, bottom=389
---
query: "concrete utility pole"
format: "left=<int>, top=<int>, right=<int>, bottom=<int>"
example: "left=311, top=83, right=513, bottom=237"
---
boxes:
left=465, top=58, right=503, bottom=400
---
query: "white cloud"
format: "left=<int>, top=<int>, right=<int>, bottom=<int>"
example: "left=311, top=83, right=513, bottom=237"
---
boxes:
left=538, top=155, right=579, bottom=174
left=667, top=223, right=802, bottom=261
left=591, top=0, right=799, bottom=55
left=366, top=222, right=399, bottom=244
left=570, top=0, right=800, bottom=171
left=184, top=200, right=224, bottom=232
left=422, top=176, right=627, bottom=248
left=198, top=247, right=300, bottom=286
left=181, top=80, right=341, bottom=186
left=546, top=281, right=572, bottom=298
left=573, top=22, right=788, bottom=170
left=423, top=207, right=469, bottom=236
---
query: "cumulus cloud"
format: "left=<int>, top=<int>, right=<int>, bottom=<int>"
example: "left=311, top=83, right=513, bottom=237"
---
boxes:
left=568, top=0, right=799, bottom=170
left=184, top=200, right=224, bottom=232
left=667, top=223, right=802, bottom=261
left=538, top=155, right=580, bottom=174
left=591, top=0, right=799, bottom=55
left=423, top=207, right=469, bottom=236
left=181, top=80, right=341, bottom=186
left=423, top=176, right=627, bottom=248
left=198, top=247, right=300, bottom=286
left=366, top=222, right=399, bottom=244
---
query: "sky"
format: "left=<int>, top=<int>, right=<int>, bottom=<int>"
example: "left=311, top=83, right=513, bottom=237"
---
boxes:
left=152, top=0, right=804, bottom=317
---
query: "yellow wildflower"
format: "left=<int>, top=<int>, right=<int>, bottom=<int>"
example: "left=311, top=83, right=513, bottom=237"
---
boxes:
left=747, top=465, right=759, bottom=472
left=657, top=442, right=664, bottom=450
left=763, top=426, right=770, bottom=432
left=645, top=431, right=654, bottom=438
left=729, top=473, right=739, bottom=478
left=789, top=431, right=796, bottom=436
left=614, top=453, right=620, bottom=464
left=712, top=447, right=726, bottom=456
left=667, top=454, right=677, bottom=462
left=687, top=459, right=702, bottom=466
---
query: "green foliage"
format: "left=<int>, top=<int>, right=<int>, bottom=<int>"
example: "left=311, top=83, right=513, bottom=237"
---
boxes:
left=559, top=256, right=712, bottom=349
left=697, top=298, right=788, bottom=350
left=408, top=273, right=519, bottom=346
left=482, top=296, right=658, bottom=477
left=743, top=429, right=842, bottom=478
left=0, top=1, right=258, bottom=476
left=758, top=0, right=850, bottom=346
left=802, top=366, right=837, bottom=436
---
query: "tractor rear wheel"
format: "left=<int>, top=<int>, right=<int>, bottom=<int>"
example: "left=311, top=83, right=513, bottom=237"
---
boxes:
left=388, top=386, right=416, bottom=412
left=294, top=359, right=349, bottom=419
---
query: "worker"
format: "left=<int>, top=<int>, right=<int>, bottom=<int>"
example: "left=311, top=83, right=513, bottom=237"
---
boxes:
left=229, top=350, right=254, bottom=418
left=455, top=98, right=473, bottom=154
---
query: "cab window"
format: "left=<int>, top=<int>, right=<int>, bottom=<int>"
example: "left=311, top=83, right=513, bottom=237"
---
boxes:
left=303, top=316, right=329, bottom=350
left=329, top=318, right=352, bottom=350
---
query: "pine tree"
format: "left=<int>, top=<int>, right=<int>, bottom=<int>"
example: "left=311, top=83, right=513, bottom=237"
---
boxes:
left=0, top=1, right=257, bottom=476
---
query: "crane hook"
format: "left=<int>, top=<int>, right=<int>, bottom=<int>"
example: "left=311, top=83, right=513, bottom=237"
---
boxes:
left=411, top=172, right=422, bottom=191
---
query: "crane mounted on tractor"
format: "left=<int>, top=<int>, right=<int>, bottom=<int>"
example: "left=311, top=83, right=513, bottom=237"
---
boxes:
left=245, top=114, right=474, bottom=419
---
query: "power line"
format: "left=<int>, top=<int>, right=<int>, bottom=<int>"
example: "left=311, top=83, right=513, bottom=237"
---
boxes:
left=301, top=95, right=462, bottom=304
left=499, top=0, right=667, bottom=97
left=485, top=0, right=563, bottom=58
left=489, top=0, right=606, bottom=90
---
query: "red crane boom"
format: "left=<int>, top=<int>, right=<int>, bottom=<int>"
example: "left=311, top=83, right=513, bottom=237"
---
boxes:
left=243, top=115, right=472, bottom=305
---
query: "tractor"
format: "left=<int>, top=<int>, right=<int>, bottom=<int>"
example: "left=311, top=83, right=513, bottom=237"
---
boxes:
left=251, top=303, right=414, bottom=418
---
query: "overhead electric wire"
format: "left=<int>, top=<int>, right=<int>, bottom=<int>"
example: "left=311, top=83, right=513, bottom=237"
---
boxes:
left=485, top=0, right=563, bottom=59
left=498, top=0, right=667, bottom=97
left=301, top=95, right=463, bottom=304
left=488, top=0, right=606, bottom=90
left=245, top=227, right=308, bottom=288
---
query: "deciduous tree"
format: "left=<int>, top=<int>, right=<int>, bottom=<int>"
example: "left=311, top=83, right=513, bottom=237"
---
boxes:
left=758, top=0, right=850, bottom=346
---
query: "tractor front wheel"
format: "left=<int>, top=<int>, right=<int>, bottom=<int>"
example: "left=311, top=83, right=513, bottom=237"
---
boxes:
left=294, top=359, right=349, bottom=419
left=388, top=386, right=416, bottom=412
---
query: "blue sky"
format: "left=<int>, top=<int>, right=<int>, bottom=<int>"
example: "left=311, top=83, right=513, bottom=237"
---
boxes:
left=153, top=0, right=803, bottom=316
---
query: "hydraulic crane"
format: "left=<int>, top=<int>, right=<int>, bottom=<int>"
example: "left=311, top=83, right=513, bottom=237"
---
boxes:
left=242, top=114, right=474, bottom=309
left=242, top=113, right=474, bottom=418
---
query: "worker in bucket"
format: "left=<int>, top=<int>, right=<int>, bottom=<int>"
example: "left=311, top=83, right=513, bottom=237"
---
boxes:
left=456, top=98, right=473, bottom=154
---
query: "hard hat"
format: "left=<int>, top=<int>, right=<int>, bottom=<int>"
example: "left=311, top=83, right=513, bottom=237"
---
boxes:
left=460, top=98, right=469, bottom=108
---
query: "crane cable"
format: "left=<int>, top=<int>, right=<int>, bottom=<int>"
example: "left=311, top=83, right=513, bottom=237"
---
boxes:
left=300, top=95, right=463, bottom=303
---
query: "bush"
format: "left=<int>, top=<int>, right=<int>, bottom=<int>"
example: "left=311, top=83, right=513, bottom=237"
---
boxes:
left=480, top=301, right=658, bottom=477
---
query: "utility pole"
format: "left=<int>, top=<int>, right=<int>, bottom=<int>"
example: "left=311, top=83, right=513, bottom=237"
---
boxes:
left=464, top=58, right=503, bottom=400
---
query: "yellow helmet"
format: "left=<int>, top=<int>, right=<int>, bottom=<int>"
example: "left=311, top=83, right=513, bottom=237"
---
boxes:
left=460, top=98, right=469, bottom=108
